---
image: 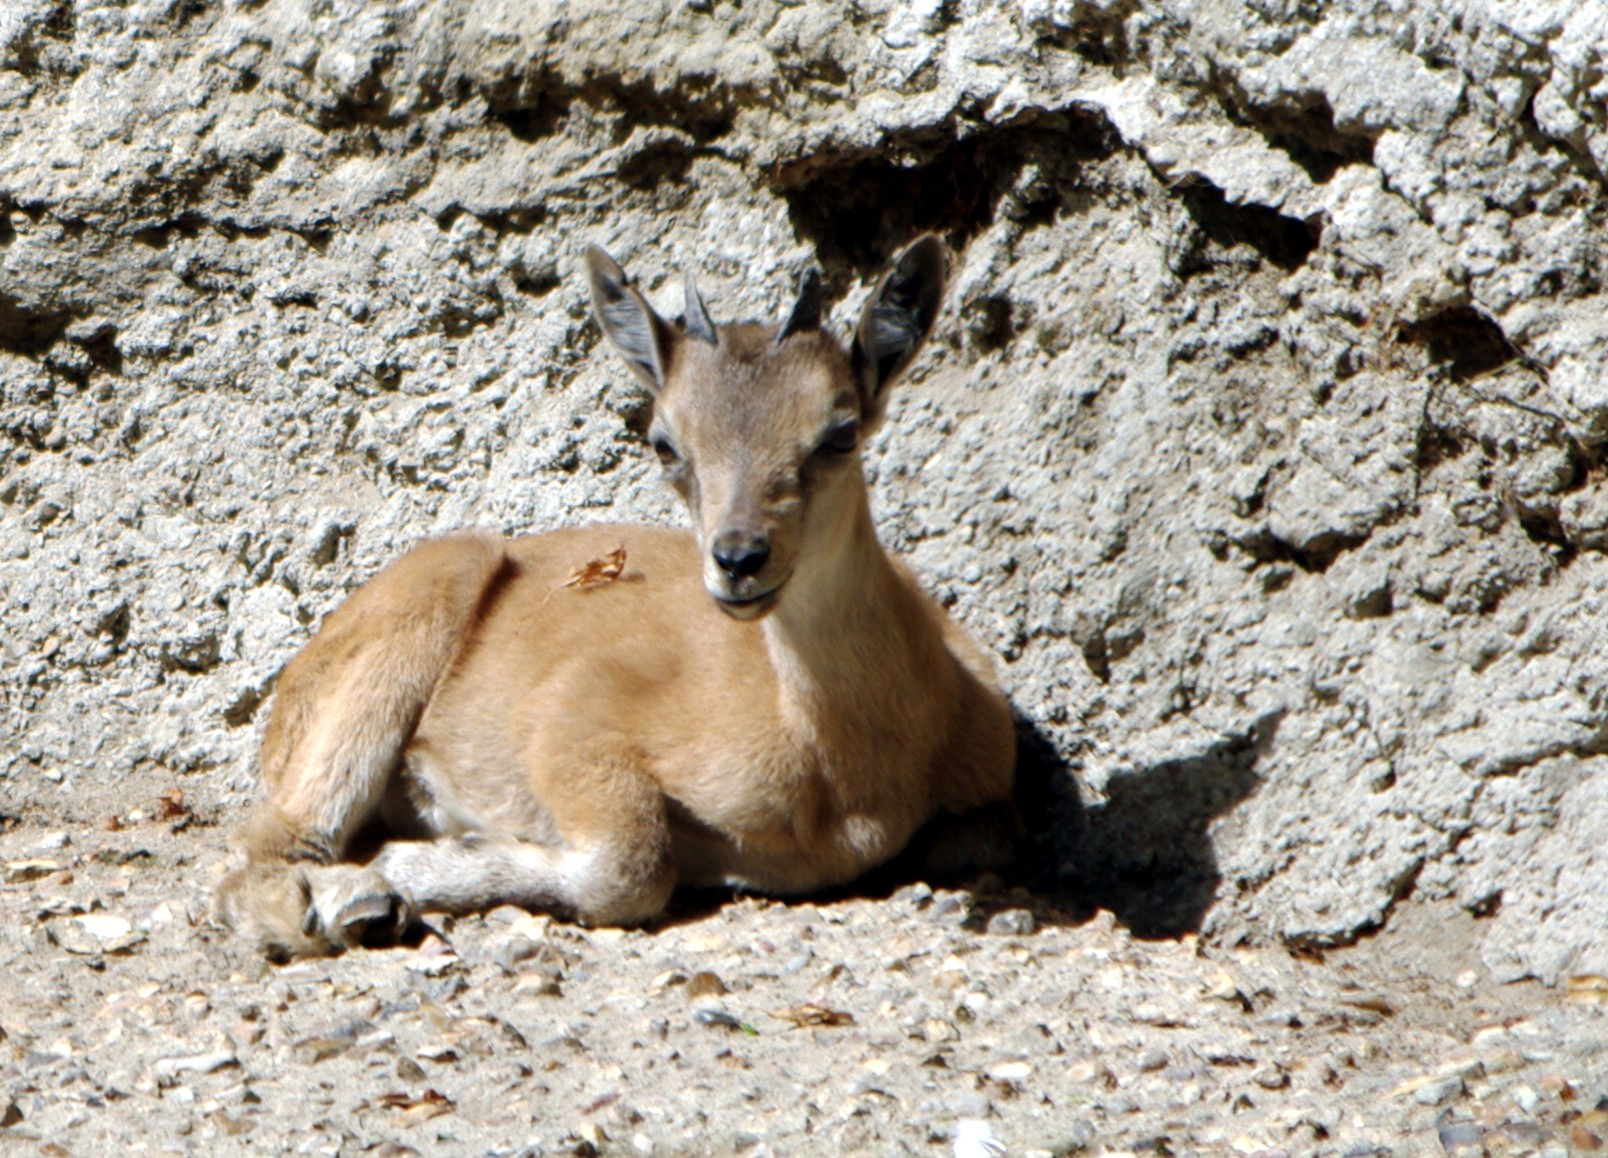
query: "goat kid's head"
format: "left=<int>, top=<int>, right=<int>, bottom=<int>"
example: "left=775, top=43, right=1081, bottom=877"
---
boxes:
left=586, top=236, right=946, bottom=619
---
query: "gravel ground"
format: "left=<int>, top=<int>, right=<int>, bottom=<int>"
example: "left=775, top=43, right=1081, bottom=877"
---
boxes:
left=1, top=804, right=1603, bottom=1157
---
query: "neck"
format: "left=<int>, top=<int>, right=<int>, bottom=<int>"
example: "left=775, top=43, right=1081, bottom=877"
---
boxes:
left=761, top=491, right=924, bottom=718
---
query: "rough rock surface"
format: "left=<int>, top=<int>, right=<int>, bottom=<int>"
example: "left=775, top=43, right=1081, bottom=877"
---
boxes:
left=3, top=0, right=1608, bottom=1118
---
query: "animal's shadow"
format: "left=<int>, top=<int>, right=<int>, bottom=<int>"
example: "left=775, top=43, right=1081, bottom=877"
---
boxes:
left=791, top=708, right=1280, bottom=938
left=1019, top=709, right=1279, bottom=936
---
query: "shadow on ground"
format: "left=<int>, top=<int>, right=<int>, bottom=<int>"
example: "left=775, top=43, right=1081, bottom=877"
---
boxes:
left=1014, top=709, right=1281, bottom=937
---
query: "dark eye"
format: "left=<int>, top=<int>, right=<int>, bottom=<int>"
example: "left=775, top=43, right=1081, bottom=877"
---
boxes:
left=650, top=434, right=681, bottom=465
left=818, top=421, right=859, bottom=456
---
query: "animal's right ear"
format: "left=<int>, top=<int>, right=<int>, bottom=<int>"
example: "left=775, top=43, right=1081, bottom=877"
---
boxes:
left=586, top=245, right=671, bottom=394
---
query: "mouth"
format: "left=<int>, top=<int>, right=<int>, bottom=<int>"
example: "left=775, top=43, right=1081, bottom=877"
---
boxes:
left=711, top=581, right=786, bottom=620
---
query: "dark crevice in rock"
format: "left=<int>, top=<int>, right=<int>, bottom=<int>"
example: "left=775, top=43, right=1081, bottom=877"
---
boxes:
left=489, top=92, right=573, bottom=144
left=1034, top=0, right=1143, bottom=72
left=1520, top=517, right=1578, bottom=571
left=166, top=0, right=210, bottom=32
left=1227, top=524, right=1360, bottom=575
left=1213, top=86, right=1377, bottom=183
left=293, top=225, right=334, bottom=254
left=0, top=293, right=74, bottom=359
left=5, top=1, right=76, bottom=74
left=302, top=55, right=436, bottom=132
left=483, top=76, right=737, bottom=150
left=223, top=684, right=265, bottom=728
left=1272, top=530, right=1363, bottom=573
left=613, top=134, right=704, bottom=189
left=963, top=295, right=1016, bottom=353
left=73, top=322, right=123, bottom=378
left=132, top=212, right=207, bottom=249
left=462, top=207, right=549, bottom=238
left=1399, top=304, right=1517, bottom=382
left=1174, top=180, right=1322, bottom=275
left=772, top=107, right=1119, bottom=282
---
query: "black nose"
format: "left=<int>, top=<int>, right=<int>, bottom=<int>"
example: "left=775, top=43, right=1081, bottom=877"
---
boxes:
left=712, top=532, right=770, bottom=579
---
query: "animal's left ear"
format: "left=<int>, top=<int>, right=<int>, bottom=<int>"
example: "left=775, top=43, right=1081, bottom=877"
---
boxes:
left=852, top=234, right=946, bottom=421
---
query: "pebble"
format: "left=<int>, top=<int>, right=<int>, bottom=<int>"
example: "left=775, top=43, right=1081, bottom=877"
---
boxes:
left=4, top=859, right=64, bottom=883
left=1058, top=1119, right=1098, bottom=1151
left=1253, top=1064, right=1290, bottom=1090
left=685, top=971, right=727, bottom=1000
left=1571, top=1125, right=1604, bottom=1151
left=1539, top=1075, right=1575, bottom=1100
left=1415, top=1076, right=1465, bottom=1106
left=496, top=934, right=542, bottom=970
left=48, top=914, right=146, bottom=955
left=151, top=1051, right=238, bottom=1084
left=892, top=883, right=933, bottom=910
left=987, top=1060, right=1034, bottom=1083
left=1438, top=1121, right=1484, bottom=1153
left=985, top=909, right=1036, bottom=936
left=692, top=1008, right=745, bottom=1032
left=954, top=1119, right=1006, bottom=1158
left=945, top=1090, right=993, bottom=1117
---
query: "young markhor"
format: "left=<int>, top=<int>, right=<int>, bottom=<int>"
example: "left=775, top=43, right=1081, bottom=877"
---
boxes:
left=216, top=236, right=1016, bottom=960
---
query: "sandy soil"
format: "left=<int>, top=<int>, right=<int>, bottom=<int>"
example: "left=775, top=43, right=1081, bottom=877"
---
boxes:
left=0, top=797, right=1603, bottom=1158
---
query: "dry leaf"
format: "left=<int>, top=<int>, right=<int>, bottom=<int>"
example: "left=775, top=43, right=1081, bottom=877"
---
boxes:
left=155, top=788, right=189, bottom=822
left=771, top=1003, right=855, bottom=1029
left=686, top=971, right=727, bottom=1001
left=4, top=859, right=64, bottom=884
left=580, top=1091, right=621, bottom=1115
left=543, top=546, right=627, bottom=606
left=376, top=1089, right=453, bottom=1124
left=1336, top=992, right=1395, bottom=1016
left=1566, top=975, right=1608, bottom=1004
left=212, top=1109, right=253, bottom=1137
left=564, top=545, right=626, bottom=590
left=295, top=1035, right=357, bottom=1064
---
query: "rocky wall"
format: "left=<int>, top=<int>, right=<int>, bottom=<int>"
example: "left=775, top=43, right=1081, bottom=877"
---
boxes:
left=2, top=0, right=1606, bottom=982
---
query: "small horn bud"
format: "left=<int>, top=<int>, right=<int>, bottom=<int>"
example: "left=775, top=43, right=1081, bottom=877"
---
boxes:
left=777, top=266, right=824, bottom=342
left=684, top=271, right=719, bottom=347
